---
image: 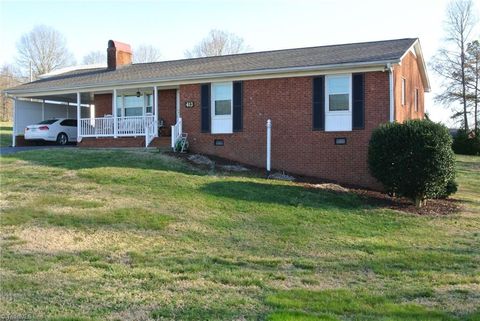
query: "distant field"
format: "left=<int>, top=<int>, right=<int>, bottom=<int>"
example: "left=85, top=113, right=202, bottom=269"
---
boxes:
left=0, top=149, right=479, bottom=321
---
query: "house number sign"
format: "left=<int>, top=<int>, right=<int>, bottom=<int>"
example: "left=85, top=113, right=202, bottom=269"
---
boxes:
left=185, top=101, right=194, bottom=108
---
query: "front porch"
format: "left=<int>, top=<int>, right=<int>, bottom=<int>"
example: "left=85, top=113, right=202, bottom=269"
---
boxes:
left=12, top=85, right=183, bottom=149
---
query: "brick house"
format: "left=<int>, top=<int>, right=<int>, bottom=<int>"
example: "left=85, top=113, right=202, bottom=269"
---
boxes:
left=6, top=38, right=430, bottom=188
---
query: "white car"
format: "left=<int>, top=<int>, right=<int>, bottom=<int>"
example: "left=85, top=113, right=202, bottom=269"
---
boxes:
left=24, top=118, right=77, bottom=145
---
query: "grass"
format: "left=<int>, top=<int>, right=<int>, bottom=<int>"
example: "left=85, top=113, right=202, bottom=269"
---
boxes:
left=0, top=121, right=12, bottom=147
left=0, top=148, right=479, bottom=321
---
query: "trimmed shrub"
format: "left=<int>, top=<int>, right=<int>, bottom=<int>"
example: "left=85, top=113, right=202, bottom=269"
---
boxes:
left=368, top=120, right=456, bottom=207
left=452, top=129, right=480, bottom=155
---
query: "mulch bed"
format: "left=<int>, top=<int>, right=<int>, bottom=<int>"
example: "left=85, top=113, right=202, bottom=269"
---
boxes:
left=165, top=151, right=462, bottom=216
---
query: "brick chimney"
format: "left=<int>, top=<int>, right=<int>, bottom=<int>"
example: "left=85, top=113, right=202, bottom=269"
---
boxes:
left=107, top=40, right=132, bottom=70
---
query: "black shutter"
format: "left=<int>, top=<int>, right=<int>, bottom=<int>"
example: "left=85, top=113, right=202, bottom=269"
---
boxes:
left=201, top=84, right=211, bottom=133
left=312, top=76, right=325, bottom=130
left=352, top=73, right=365, bottom=130
left=233, top=81, right=243, bottom=132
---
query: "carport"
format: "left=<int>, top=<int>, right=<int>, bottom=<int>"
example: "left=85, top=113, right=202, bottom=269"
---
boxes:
left=12, top=93, right=92, bottom=147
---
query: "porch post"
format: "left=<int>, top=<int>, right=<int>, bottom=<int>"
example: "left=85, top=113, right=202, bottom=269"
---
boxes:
left=176, top=88, right=180, bottom=122
left=12, top=97, right=16, bottom=147
left=113, top=88, right=118, bottom=138
left=154, top=85, right=158, bottom=137
left=41, top=100, right=45, bottom=120
left=76, top=92, right=81, bottom=142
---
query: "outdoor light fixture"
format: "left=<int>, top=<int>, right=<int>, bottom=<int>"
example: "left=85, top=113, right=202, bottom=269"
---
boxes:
left=136, top=90, right=141, bottom=97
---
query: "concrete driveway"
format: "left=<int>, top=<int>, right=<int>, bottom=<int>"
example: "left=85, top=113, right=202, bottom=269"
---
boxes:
left=0, top=145, right=77, bottom=155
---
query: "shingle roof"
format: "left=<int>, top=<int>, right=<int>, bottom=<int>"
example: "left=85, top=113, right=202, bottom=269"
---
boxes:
left=7, top=38, right=417, bottom=94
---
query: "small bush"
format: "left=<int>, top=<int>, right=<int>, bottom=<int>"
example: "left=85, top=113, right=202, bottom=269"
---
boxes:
left=368, top=120, right=456, bottom=207
left=452, top=129, right=480, bottom=155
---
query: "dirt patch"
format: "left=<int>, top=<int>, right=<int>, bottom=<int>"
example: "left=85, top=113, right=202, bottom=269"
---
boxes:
left=268, top=172, right=295, bottom=181
left=188, top=154, right=214, bottom=166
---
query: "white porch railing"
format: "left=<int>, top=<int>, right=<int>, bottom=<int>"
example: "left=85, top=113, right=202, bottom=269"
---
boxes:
left=171, top=118, right=182, bottom=149
left=145, top=119, right=157, bottom=147
left=79, top=115, right=155, bottom=138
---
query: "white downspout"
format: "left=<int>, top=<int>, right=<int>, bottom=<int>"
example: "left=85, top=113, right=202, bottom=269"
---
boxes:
left=388, top=63, right=394, bottom=123
left=266, top=119, right=272, bottom=176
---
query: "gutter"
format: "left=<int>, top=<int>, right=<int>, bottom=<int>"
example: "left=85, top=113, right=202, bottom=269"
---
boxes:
left=5, top=59, right=400, bottom=97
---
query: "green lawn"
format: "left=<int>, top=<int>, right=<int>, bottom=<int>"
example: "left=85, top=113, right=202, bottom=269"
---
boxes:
left=0, top=149, right=479, bottom=321
left=0, top=121, right=12, bottom=147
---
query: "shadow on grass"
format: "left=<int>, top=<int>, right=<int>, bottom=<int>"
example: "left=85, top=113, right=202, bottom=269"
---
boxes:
left=0, top=206, right=171, bottom=231
left=200, top=180, right=368, bottom=211
left=2, top=148, right=204, bottom=176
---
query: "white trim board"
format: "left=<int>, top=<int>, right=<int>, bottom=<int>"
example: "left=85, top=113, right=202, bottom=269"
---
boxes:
left=6, top=62, right=395, bottom=98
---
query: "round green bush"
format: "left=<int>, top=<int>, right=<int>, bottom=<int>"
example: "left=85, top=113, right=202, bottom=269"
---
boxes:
left=368, top=120, right=456, bottom=206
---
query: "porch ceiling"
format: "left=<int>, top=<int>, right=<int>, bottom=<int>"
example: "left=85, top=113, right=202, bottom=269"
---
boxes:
left=28, top=92, right=94, bottom=104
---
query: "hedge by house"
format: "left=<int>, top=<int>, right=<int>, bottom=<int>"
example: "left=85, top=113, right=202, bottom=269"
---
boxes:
left=368, top=120, right=456, bottom=207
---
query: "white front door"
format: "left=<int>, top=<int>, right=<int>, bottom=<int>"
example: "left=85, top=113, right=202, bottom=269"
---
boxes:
left=211, top=82, right=233, bottom=134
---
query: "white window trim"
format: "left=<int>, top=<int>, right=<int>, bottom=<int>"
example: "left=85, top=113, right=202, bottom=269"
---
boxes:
left=325, top=74, right=353, bottom=132
left=401, top=78, right=406, bottom=106
left=325, top=74, right=352, bottom=114
left=116, top=91, right=154, bottom=117
left=211, top=82, right=233, bottom=134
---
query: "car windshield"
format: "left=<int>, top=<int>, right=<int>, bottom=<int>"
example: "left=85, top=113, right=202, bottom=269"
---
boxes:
left=37, top=119, right=58, bottom=125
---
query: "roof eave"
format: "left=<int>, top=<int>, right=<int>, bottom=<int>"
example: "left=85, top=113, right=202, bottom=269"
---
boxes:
left=5, top=59, right=400, bottom=97
left=400, top=39, right=431, bottom=92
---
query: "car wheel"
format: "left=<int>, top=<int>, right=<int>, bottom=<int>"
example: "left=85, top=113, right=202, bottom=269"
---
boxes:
left=57, top=133, right=68, bottom=145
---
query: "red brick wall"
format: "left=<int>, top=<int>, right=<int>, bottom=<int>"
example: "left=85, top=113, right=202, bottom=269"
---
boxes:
left=393, top=51, right=425, bottom=122
left=180, top=72, right=390, bottom=189
left=94, top=94, right=112, bottom=117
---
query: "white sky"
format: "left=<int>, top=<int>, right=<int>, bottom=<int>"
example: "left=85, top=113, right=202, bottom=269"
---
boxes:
left=1, top=0, right=479, bottom=126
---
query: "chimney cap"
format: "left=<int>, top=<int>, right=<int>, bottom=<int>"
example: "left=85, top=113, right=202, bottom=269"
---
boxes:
left=108, top=40, right=132, bottom=53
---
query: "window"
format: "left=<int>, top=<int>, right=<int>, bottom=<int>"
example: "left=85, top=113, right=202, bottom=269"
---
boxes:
left=414, top=88, right=419, bottom=112
left=37, top=119, right=57, bottom=125
left=115, top=93, right=153, bottom=117
left=327, top=75, right=350, bottom=112
left=146, top=94, right=153, bottom=114
left=401, top=78, right=406, bottom=106
left=325, top=74, right=352, bottom=132
left=213, top=83, right=232, bottom=116
left=124, top=95, right=143, bottom=116
left=60, top=119, right=77, bottom=127
left=116, top=96, right=123, bottom=117
left=211, top=82, right=233, bottom=134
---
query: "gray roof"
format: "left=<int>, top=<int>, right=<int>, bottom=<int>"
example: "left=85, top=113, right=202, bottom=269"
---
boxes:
left=7, top=38, right=418, bottom=94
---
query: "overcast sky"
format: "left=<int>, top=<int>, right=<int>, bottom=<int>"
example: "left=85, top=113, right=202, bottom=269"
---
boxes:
left=1, top=0, right=479, bottom=126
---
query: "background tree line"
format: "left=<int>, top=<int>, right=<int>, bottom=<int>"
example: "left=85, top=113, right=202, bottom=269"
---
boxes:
left=0, top=27, right=248, bottom=121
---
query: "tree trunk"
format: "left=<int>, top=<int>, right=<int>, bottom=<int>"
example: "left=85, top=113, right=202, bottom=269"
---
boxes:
left=475, top=59, right=479, bottom=133
left=461, top=39, right=469, bottom=131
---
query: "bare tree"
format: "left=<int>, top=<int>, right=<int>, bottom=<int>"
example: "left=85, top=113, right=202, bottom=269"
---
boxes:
left=0, top=64, right=22, bottom=121
left=133, top=45, right=161, bottom=63
left=431, top=0, right=478, bottom=130
left=466, top=40, right=480, bottom=132
left=82, top=51, right=106, bottom=65
left=184, top=29, right=249, bottom=58
left=16, top=25, right=75, bottom=80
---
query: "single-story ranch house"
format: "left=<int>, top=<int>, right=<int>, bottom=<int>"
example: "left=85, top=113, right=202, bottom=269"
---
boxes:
left=5, top=38, right=430, bottom=189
